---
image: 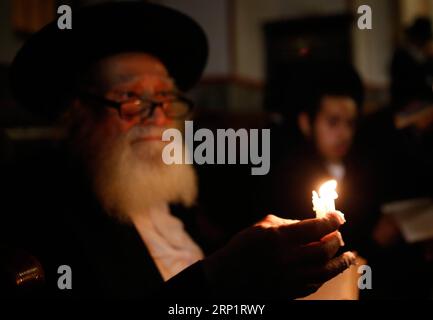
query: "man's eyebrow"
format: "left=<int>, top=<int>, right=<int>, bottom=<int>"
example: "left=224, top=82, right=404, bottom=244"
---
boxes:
left=109, top=75, right=175, bottom=88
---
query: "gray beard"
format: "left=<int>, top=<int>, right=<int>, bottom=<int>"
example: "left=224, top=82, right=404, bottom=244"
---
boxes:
left=84, top=127, right=198, bottom=223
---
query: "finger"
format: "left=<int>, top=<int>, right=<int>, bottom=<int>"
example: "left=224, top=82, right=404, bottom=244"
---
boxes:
left=279, top=212, right=345, bottom=245
left=296, top=231, right=344, bottom=264
left=255, top=214, right=299, bottom=228
left=303, top=251, right=357, bottom=284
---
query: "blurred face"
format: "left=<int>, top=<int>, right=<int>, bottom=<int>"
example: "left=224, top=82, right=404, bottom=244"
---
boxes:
left=312, top=95, right=358, bottom=162
left=87, top=52, right=180, bottom=159
left=68, top=53, right=197, bottom=221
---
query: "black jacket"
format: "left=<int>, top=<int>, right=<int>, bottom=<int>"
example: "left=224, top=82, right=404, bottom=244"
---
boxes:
left=0, top=142, right=210, bottom=299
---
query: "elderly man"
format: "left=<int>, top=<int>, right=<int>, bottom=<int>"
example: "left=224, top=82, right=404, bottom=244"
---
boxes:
left=4, top=2, right=355, bottom=299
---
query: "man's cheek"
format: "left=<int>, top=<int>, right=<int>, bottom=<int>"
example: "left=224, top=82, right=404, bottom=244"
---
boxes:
left=120, top=120, right=137, bottom=133
left=96, top=110, right=129, bottom=133
left=322, top=131, right=340, bottom=154
left=171, top=119, right=183, bottom=132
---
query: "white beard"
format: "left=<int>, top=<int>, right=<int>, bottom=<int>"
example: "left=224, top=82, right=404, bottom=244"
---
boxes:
left=87, top=125, right=198, bottom=222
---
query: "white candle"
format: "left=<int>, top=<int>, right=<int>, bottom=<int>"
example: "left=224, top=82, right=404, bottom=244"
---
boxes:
left=312, top=180, right=346, bottom=246
left=312, top=180, right=344, bottom=220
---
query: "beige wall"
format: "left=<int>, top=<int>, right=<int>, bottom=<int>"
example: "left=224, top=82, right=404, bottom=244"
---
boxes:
left=400, top=0, right=430, bottom=25
left=352, top=0, right=394, bottom=87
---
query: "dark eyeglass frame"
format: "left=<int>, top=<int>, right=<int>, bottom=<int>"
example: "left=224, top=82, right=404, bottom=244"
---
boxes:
left=79, top=91, right=194, bottom=121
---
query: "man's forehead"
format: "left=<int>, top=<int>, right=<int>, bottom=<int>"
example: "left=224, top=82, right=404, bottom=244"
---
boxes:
left=108, top=73, right=175, bottom=89
left=318, top=96, right=357, bottom=120
left=92, top=52, right=174, bottom=88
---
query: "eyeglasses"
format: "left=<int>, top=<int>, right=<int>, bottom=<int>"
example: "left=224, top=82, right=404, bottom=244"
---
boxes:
left=80, top=91, right=194, bottom=122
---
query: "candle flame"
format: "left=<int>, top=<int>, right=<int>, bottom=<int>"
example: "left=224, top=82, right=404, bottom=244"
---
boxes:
left=318, top=180, right=338, bottom=200
left=312, top=179, right=339, bottom=218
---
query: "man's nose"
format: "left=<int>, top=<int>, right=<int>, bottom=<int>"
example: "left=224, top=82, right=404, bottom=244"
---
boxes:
left=142, top=106, right=171, bottom=126
left=340, top=124, right=354, bottom=141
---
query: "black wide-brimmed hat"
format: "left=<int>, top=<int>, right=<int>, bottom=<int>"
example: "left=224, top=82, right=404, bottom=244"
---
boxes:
left=10, top=1, right=208, bottom=119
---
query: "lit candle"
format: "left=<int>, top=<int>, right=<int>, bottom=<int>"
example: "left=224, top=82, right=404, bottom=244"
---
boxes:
left=312, top=180, right=345, bottom=222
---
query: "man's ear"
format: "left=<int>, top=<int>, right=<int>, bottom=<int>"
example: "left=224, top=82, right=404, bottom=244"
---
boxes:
left=298, top=112, right=311, bottom=137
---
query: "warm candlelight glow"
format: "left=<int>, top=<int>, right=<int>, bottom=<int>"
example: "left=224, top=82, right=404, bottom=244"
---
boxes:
left=312, top=180, right=340, bottom=219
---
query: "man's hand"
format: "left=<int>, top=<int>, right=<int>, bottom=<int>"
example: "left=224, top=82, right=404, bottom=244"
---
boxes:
left=203, top=212, right=356, bottom=299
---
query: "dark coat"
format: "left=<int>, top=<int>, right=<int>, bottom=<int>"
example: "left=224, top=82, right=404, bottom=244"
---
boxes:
left=0, top=143, right=209, bottom=298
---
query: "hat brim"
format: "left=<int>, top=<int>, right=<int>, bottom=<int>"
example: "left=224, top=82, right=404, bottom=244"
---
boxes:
left=10, top=2, right=208, bottom=119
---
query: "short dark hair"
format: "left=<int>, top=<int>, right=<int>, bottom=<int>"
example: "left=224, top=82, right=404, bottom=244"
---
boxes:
left=298, top=62, right=364, bottom=120
left=263, top=61, right=364, bottom=128
left=406, top=17, right=433, bottom=46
